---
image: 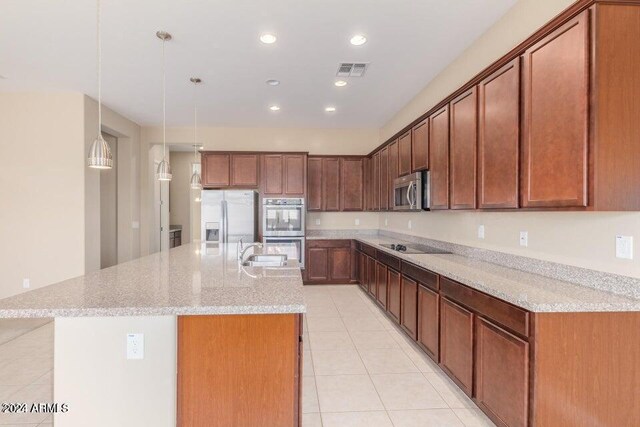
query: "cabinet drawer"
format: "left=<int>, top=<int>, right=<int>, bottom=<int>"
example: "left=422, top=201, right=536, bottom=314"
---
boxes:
left=377, top=251, right=401, bottom=271
left=440, top=277, right=529, bottom=338
left=401, top=262, right=439, bottom=292
left=307, top=239, right=351, bottom=249
left=361, top=243, right=376, bottom=258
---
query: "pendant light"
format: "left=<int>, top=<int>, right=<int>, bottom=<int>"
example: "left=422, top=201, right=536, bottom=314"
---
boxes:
left=189, top=77, right=203, bottom=189
left=156, top=31, right=172, bottom=181
left=88, top=0, right=113, bottom=169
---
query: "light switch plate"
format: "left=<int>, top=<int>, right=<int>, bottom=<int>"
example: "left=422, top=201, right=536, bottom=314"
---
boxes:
left=126, top=333, right=144, bottom=360
left=315, top=219, right=321, bottom=226
left=408, top=220, right=412, bottom=230
left=519, top=231, right=528, bottom=247
left=478, top=225, right=485, bottom=239
left=355, top=218, right=360, bottom=226
left=616, top=235, right=633, bottom=259
left=132, top=221, right=140, bottom=229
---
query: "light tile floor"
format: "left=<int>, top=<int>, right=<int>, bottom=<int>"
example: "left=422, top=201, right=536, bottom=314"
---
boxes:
left=302, top=285, right=495, bottom=427
left=0, top=320, right=53, bottom=427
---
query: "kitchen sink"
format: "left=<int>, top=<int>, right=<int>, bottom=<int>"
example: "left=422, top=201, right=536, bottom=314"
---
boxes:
left=241, top=254, right=287, bottom=267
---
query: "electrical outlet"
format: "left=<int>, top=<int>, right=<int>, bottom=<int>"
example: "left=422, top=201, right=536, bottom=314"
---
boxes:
left=132, top=221, right=140, bottom=229
left=355, top=218, right=360, bottom=226
left=616, top=235, right=633, bottom=259
left=22, top=278, right=30, bottom=289
left=519, top=231, right=528, bottom=247
left=384, top=217, right=388, bottom=227
left=408, top=220, right=412, bottom=230
left=126, top=333, right=144, bottom=360
left=478, top=225, right=485, bottom=239
left=315, top=219, right=321, bottom=226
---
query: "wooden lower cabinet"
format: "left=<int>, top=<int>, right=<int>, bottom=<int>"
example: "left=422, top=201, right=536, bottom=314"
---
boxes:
left=306, top=248, right=329, bottom=282
left=329, top=247, right=351, bottom=282
left=417, top=284, right=439, bottom=361
left=475, top=317, right=529, bottom=427
left=177, top=314, right=301, bottom=427
left=400, top=276, right=418, bottom=339
left=367, top=256, right=377, bottom=297
left=387, top=269, right=401, bottom=323
left=440, top=298, right=474, bottom=395
left=375, top=262, right=388, bottom=308
left=357, top=251, right=367, bottom=291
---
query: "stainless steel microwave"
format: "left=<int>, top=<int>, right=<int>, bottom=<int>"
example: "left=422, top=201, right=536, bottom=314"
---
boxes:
left=393, top=171, right=430, bottom=211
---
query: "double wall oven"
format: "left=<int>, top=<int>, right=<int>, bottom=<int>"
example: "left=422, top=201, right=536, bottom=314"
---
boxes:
left=262, top=198, right=306, bottom=268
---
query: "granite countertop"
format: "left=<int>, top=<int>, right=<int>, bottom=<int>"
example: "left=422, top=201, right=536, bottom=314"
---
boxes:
left=0, top=242, right=306, bottom=318
left=308, top=232, right=640, bottom=313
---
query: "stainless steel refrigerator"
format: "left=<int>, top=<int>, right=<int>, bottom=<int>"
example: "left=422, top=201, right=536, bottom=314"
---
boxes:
left=201, top=190, right=258, bottom=244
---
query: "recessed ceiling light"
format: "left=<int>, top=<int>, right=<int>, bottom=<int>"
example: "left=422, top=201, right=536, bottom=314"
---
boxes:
left=325, top=106, right=336, bottom=112
left=334, top=80, right=347, bottom=87
left=266, top=79, right=280, bottom=86
left=260, top=33, right=277, bottom=44
left=350, top=34, right=367, bottom=46
left=269, top=105, right=281, bottom=111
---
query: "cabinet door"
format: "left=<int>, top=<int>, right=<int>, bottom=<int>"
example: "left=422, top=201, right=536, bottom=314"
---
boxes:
left=522, top=11, right=589, bottom=208
left=358, top=252, right=367, bottom=291
left=367, top=256, right=377, bottom=297
left=340, top=158, right=364, bottom=211
left=307, top=157, right=322, bottom=211
left=322, top=158, right=340, bottom=211
left=388, top=140, right=399, bottom=209
left=478, top=59, right=520, bottom=209
left=202, top=153, right=230, bottom=188
left=329, top=247, right=351, bottom=281
left=379, top=147, right=389, bottom=211
left=418, top=284, right=439, bottom=361
left=307, top=248, right=329, bottom=281
left=262, top=155, right=283, bottom=195
left=412, top=118, right=429, bottom=172
left=284, top=155, right=306, bottom=196
left=398, top=131, right=412, bottom=176
left=372, top=152, right=380, bottom=211
left=450, top=88, right=478, bottom=210
left=387, top=269, right=401, bottom=323
left=363, top=157, right=371, bottom=211
left=376, top=262, right=388, bottom=308
left=475, top=317, right=529, bottom=427
left=440, top=298, right=474, bottom=395
left=400, top=276, right=418, bottom=340
left=231, top=154, right=259, bottom=187
left=429, top=106, right=450, bottom=209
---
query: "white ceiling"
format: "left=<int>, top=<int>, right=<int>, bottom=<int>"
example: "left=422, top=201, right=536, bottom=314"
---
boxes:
left=0, top=0, right=517, bottom=128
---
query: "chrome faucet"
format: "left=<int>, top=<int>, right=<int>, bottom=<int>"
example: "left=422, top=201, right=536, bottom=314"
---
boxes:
left=237, top=237, right=244, bottom=260
left=239, top=242, right=263, bottom=262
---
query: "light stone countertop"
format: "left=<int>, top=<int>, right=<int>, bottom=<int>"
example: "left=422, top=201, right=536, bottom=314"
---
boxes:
left=0, top=242, right=306, bottom=318
left=311, top=233, right=640, bottom=313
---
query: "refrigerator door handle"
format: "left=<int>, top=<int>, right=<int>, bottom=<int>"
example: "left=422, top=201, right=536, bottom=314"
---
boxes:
left=222, top=200, right=228, bottom=243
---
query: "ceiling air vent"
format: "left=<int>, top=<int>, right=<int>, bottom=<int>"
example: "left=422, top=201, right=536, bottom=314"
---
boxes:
left=336, top=63, right=369, bottom=77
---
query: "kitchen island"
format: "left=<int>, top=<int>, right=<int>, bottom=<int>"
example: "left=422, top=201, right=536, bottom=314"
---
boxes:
left=0, top=242, right=306, bottom=427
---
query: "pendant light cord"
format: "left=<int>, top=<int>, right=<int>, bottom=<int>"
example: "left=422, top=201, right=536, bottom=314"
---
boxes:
left=162, top=37, right=166, bottom=159
left=194, top=81, right=198, bottom=161
left=97, top=0, right=102, bottom=135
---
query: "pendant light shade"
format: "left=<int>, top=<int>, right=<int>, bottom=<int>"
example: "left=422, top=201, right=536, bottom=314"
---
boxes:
left=88, top=0, right=113, bottom=169
left=156, top=30, right=172, bottom=181
left=190, top=77, right=203, bottom=190
left=88, top=134, right=113, bottom=169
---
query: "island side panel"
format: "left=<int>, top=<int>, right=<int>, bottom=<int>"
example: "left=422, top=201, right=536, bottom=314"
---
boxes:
left=531, top=311, right=640, bottom=426
left=178, top=314, right=301, bottom=427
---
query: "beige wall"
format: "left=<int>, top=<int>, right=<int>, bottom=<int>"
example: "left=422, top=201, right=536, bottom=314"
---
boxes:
left=54, top=316, right=176, bottom=427
left=0, top=93, right=86, bottom=299
left=307, top=212, right=379, bottom=230
left=168, top=152, right=193, bottom=244
left=374, top=0, right=640, bottom=279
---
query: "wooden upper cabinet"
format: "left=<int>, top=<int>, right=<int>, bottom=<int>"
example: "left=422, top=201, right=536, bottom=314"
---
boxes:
left=262, top=154, right=284, bottom=195
left=522, top=11, right=589, bottom=208
left=412, top=119, right=429, bottom=172
left=340, top=158, right=364, bottom=211
left=372, top=152, right=381, bottom=211
left=388, top=140, right=399, bottom=209
left=429, top=106, right=450, bottom=210
left=307, top=157, right=322, bottom=211
left=478, top=59, right=520, bottom=209
left=449, top=88, right=478, bottom=210
left=364, top=157, right=372, bottom=211
left=284, top=154, right=306, bottom=196
left=322, top=157, right=340, bottom=211
left=202, top=153, right=230, bottom=188
left=230, top=154, right=259, bottom=187
left=475, top=317, right=529, bottom=427
left=379, top=147, right=389, bottom=211
left=398, top=131, right=412, bottom=176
